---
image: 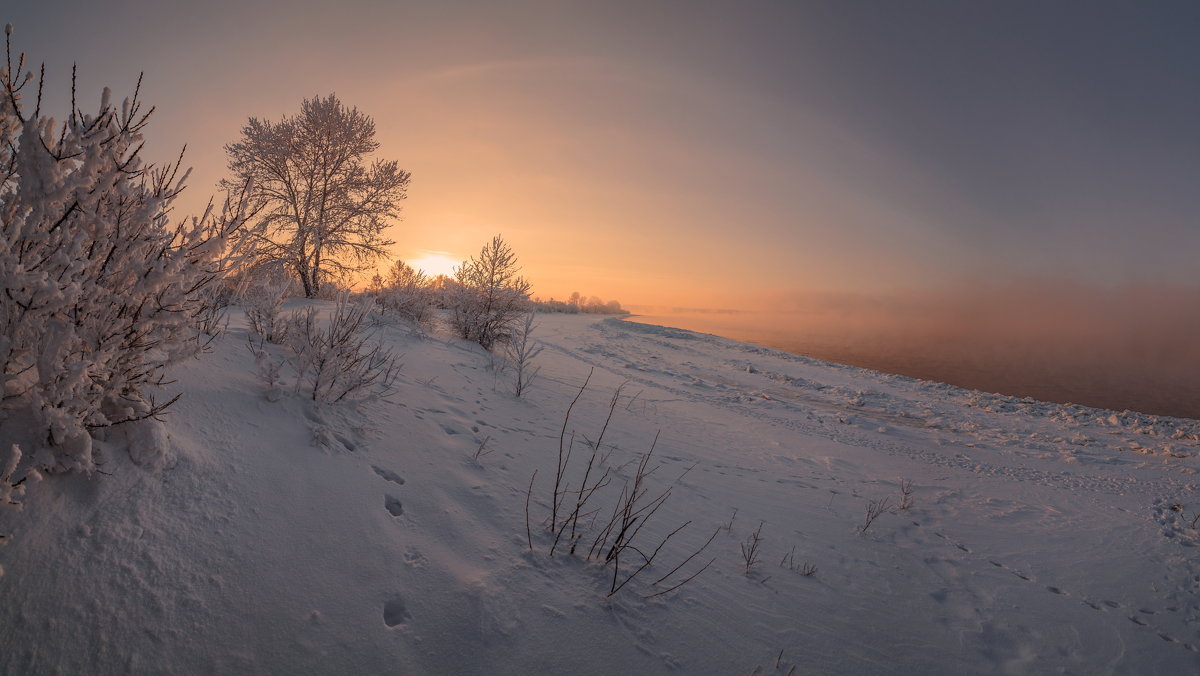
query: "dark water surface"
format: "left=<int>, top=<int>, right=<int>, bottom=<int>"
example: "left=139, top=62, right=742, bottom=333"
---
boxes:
left=624, top=312, right=1200, bottom=421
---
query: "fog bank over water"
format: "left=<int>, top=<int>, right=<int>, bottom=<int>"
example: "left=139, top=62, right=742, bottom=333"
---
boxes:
left=626, top=283, right=1200, bottom=420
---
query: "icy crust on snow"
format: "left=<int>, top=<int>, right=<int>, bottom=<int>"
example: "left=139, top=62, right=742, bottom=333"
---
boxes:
left=3, top=307, right=1200, bottom=674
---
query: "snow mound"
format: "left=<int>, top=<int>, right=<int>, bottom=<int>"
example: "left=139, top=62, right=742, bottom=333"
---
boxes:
left=124, top=418, right=173, bottom=471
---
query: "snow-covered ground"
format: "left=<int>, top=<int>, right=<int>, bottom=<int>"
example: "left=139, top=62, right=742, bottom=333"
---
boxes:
left=4, top=306, right=1200, bottom=674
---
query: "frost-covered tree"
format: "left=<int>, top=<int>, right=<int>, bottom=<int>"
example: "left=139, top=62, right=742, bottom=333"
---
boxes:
left=505, top=311, right=542, bottom=397
left=222, top=94, right=410, bottom=298
left=449, top=235, right=532, bottom=350
left=0, top=26, right=248, bottom=472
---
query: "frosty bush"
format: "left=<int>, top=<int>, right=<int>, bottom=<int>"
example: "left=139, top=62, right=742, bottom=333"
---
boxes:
left=284, top=295, right=400, bottom=403
left=1, top=444, right=39, bottom=512
left=0, top=28, right=247, bottom=472
left=449, top=235, right=531, bottom=350
left=244, top=279, right=292, bottom=344
left=372, top=259, right=433, bottom=325
left=504, top=311, right=542, bottom=397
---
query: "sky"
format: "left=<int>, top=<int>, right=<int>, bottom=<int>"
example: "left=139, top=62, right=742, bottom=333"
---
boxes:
left=6, top=1, right=1200, bottom=311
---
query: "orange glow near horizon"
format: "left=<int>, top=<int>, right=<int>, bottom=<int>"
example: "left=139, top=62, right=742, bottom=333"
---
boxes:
left=156, top=52, right=904, bottom=311
left=114, top=8, right=1197, bottom=314
left=406, top=250, right=462, bottom=279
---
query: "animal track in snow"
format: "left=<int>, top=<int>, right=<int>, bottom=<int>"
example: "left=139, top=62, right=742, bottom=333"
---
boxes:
left=929, top=525, right=1193, bottom=648
left=1150, top=498, right=1200, bottom=546
left=932, top=531, right=971, bottom=553
left=402, top=548, right=427, bottom=568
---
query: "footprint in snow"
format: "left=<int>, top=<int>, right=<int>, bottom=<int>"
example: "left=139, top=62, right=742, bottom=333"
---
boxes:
left=383, top=596, right=410, bottom=627
left=372, top=465, right=405, bottom=485
left=966, top=563, right=1192, bottom=650
left=385, top=495, right=403, bottom=517
left=333, top=431, right=357, bottom=452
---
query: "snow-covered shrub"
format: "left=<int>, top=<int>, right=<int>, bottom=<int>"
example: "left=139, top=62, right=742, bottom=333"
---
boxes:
left=313, top=277, right=351, bottom=301
left=0, top=443, right=41, bottom=545
left=1, top=444, right=40, bottom=512
left=373, top=260, right=433, bottom=325
left=449, top=235, right=531, bottom=350
left=217, top=257, right=299, bottom=306
left=531, top=297, right=576, bottom=313
left=284, top=295, right=400, bottom=403
left=246, top=335, right=284, bottom=402
left=192, top=285, right=231, bottom=346
left=244, top=279, right=291, bottom=343
left=0, top=28, right=247, bottom=472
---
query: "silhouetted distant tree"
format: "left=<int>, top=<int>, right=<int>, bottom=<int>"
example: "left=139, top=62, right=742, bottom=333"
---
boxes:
left=532, top=294, right=625, bottom=315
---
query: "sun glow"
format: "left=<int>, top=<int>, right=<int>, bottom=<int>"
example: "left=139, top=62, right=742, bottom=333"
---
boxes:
left=407, top=250, right=462, bottom=278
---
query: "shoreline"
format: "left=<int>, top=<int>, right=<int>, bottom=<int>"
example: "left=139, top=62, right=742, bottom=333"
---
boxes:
left=618, top=313, right=1200, bottom=421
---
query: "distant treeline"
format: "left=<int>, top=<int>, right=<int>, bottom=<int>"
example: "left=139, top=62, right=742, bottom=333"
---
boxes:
left=534, top=292, right=626, bottom=315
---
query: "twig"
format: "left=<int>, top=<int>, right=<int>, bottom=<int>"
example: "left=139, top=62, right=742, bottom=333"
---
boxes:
left=898, top=478, right=915, bottom=510
left=609, top=520, right=690, bottom=596
left=652, top=526, right=720, bottom=586
left=553, top=368, right=592, bottom=529
left=723, top=508, right=738, bottom=532
left=474, top=435, right=492, bottom=460
left=741, top=521, right=764, bottom=574
left=525, top=470, right=537, bottom=551
left=644, top=557, right=715, bottom=599
left=859, top=496, right=891, bottom=535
